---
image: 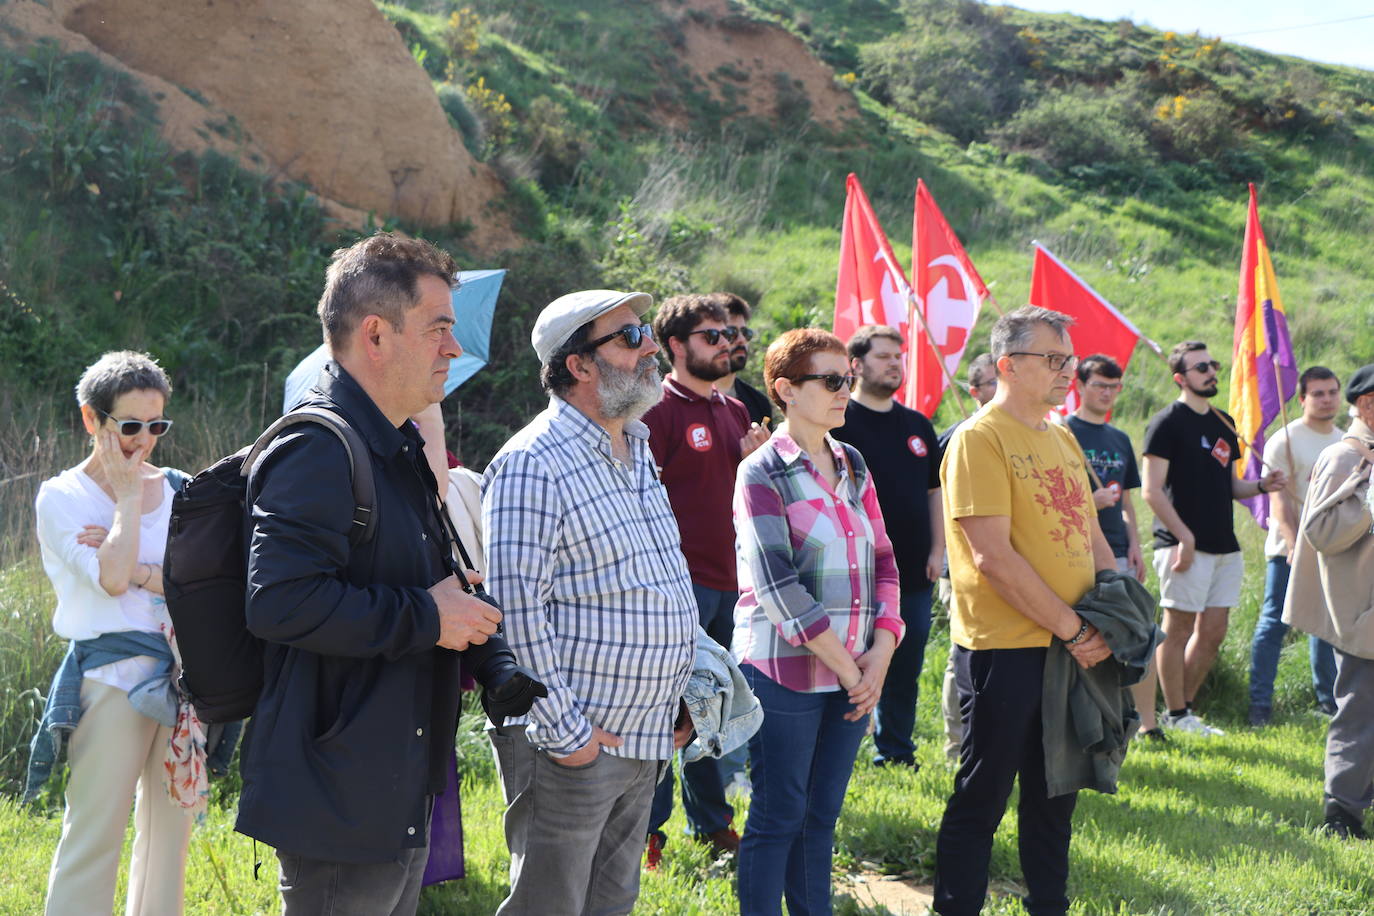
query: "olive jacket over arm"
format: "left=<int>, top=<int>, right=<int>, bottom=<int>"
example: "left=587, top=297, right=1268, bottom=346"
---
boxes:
left=1042, top=570, right=1163, bottom=798
left=235, top=362, right=461, bottom=864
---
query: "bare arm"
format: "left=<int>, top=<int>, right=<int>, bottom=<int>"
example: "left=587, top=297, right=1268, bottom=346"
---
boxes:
left=1232, top=466, right=1286, bottom=501
left=957, top=514, right=1110, bottom=667
left=925, top=487, right=945, bottom=583
left=1120, top=489, right=1145, bottom=581
left=1142, top=453, right=1196, bottom=571
left=93, top=430, right=149, bottom=596
left=1089, top=514, right=1116, bottom=573
left=801, top=628, right=862, bottom=688
left=957, top=514, right=1087, bottom=640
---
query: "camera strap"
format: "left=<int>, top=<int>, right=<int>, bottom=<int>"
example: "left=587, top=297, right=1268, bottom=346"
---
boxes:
left=427, top=488, right=487, bottom=597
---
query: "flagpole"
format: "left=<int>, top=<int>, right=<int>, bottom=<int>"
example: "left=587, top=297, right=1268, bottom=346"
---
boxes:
left=982, top=290, right=1006, bottom=318
left=907, top=292, right=972, bottom=420
left=1270, top=348, right=1298, bottom=501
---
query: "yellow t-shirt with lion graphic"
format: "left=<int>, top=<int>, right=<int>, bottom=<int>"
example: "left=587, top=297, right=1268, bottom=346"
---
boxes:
left=941, top=405, right=1097, bottom=650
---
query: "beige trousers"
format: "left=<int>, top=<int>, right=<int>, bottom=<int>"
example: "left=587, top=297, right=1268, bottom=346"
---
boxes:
left=45, top=678, right=192, bottom=916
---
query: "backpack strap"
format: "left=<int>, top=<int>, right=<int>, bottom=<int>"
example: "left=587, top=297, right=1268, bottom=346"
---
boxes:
left=241, top=407, right=377, bottom=546
left=161, top=467, right=192, bottom=493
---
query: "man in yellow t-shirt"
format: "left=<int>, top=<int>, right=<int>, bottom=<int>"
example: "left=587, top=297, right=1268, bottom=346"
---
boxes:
left=934, top=306, right=1116, bottom=916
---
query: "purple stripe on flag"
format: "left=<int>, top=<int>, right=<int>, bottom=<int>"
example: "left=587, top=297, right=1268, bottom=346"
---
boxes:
left=1242, top=299, right=1298, bottom=527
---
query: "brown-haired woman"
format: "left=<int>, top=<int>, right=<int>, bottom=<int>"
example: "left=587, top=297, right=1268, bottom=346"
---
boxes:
left=731, top=328, right=902, bottom=915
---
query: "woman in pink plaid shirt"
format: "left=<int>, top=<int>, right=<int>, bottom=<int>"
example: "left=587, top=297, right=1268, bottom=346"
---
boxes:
left=731, top=328, right=903, bottom=916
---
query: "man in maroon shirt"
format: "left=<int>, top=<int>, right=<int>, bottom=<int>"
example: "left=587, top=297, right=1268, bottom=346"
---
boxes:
left=641, top=294, right=769, bottom=867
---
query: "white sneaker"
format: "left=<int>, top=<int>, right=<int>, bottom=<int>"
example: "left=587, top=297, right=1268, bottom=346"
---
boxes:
left=1162, top=712, right=1224, bottom=736
left=725, top=771, right=752, bottom=802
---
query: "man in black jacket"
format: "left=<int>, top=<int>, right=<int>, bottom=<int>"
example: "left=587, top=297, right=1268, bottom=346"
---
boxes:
left=239, top=233, right=501, bottom=914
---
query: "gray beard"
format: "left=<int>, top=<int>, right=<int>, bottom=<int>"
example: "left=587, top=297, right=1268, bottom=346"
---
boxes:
left=594, top=352, right=662, bottom=420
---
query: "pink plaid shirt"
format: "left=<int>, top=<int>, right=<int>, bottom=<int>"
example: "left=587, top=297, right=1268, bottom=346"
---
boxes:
left=731, top=432, right=902, bottom=692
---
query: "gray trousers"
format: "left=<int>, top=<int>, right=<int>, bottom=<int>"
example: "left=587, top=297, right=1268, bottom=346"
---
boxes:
left=490, top=724, right=660, bottom=916
left=277, top=842, right=428, bottom=916
left=1326, top=649, right=1374, bottom=819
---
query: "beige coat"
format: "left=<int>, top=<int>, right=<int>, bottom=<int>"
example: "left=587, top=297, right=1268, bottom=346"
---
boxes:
left=1284, top=419, right=1374, bottom=659
left=444, top=466, right=486, bottom=573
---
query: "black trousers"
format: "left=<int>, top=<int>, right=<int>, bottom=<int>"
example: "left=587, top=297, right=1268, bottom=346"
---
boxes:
left=934, top=646, right=1077, bottom=916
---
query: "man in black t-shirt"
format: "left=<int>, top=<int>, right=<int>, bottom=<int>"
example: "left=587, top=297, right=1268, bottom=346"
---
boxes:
left=715, top=292, right=775, bottom=428
left=1069, top=354, right=1161, bottom=736
left=834, top=324, right=943, bottom=768
left=1142, top=340, right=1286, bottom=737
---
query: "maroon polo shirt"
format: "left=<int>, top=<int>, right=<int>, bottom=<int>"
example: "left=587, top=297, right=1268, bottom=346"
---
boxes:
left=642, top=376, right=751, bottom=592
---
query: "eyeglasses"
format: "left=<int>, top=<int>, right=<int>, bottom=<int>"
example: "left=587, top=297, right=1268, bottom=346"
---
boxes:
left=687, top=327, right=740, bottom=346
left=98, top=409, right=173, bottom=437
left=732, top=326, right=756, bottom=341
left=791, top=373, right=857, bottom=393
left=1085, top=381, right=1123, bottom=392
left=972, top=379, right=997, bottom=390
left=1009, top=351, right=1079, bottom=372
left=582, top=323, right=654, bottom=352
left=1186, top=359, right=1222, bottom=375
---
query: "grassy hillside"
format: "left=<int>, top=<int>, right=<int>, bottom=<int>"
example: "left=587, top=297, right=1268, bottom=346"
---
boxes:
left=3, top=4, right=1374, bottom=912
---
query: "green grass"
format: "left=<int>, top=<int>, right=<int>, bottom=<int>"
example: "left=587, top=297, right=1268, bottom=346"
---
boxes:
left=3, top=501, right=1370, bottom=914
left=4, top=648, right=1370, bottom=914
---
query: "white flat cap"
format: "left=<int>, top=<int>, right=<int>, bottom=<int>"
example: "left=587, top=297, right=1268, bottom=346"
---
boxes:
left=531, top=289, right=653, bottom=364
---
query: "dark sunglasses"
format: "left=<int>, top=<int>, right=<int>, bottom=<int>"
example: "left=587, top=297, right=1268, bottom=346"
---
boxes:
left=687, top=327, right=740, bottom=345
left=99, top=409, right=173, bottom=437
left=733, top=326, right=756, bottom=341
left=583, top=323, right=654, bottom=352
left=1187, top=359, right=1222, bottom=375
left=792, top=373, right=857, bottom=393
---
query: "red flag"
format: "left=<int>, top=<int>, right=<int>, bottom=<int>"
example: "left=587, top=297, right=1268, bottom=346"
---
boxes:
left=909, top=180, right=990, bottom=415
left=834, top=173, right=911, bottom=348
left=1028, top=244, right=1157, bottom=414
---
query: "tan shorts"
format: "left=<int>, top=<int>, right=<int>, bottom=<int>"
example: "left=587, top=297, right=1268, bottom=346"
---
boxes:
left=1152, top=547, right=1243, bottom=612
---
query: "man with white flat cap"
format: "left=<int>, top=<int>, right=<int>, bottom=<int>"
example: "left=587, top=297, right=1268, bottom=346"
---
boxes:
left=482, top=290, right=699, bottom=915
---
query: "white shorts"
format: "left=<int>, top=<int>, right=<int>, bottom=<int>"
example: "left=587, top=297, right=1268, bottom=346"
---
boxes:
left=1152, top=548, right=1243, bottom=612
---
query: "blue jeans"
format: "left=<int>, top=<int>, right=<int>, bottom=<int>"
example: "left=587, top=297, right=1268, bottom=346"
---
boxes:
left=1249, top=557, right=1338, bottom=712
left=873, top=588, right=934, bottom=763
left=737, top=664, right=868, bottom=916
left=647, top=583, right=737, bottom=841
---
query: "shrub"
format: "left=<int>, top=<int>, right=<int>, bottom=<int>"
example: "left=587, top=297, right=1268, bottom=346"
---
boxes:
left=859, top=0, right=1028, bottom=144
left=1152, top=89, right=1243, bottom=161
left=992, top=85, right=1152, bottom=174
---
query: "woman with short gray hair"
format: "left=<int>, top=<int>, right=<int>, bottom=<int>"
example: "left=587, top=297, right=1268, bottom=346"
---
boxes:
left=28, top=350, right=197, bottom=915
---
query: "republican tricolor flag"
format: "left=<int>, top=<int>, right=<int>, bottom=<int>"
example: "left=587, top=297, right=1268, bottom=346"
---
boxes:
left=1229, top=183, right=1298, bottom=524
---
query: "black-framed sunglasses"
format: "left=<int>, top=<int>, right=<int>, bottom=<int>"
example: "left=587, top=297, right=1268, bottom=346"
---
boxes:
left=687, top=327, right=740, bottom=345
left=1187, top=359, right=1222, bottom=375
left=98, top=409, right=173, bottom=437
left=1008, top=351, right=1079, bottom=372
left=792, top=373, right=857, bottom=393
left=733, top=326, right=756, bottom=341
left=582, top=323, right=654, bottom=352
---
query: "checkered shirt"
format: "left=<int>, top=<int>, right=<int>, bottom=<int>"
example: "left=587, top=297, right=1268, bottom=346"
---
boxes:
left=732, top=432, right=902, bottom=692
left=482, top=397, right=697, bottom=760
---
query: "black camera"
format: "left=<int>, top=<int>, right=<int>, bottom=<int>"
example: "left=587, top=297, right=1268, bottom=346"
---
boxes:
left=459, top=592, right=548, bottom=721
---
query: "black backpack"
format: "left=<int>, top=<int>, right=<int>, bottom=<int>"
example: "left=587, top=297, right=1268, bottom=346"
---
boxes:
left=162, top=407, right=375, bottom=723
